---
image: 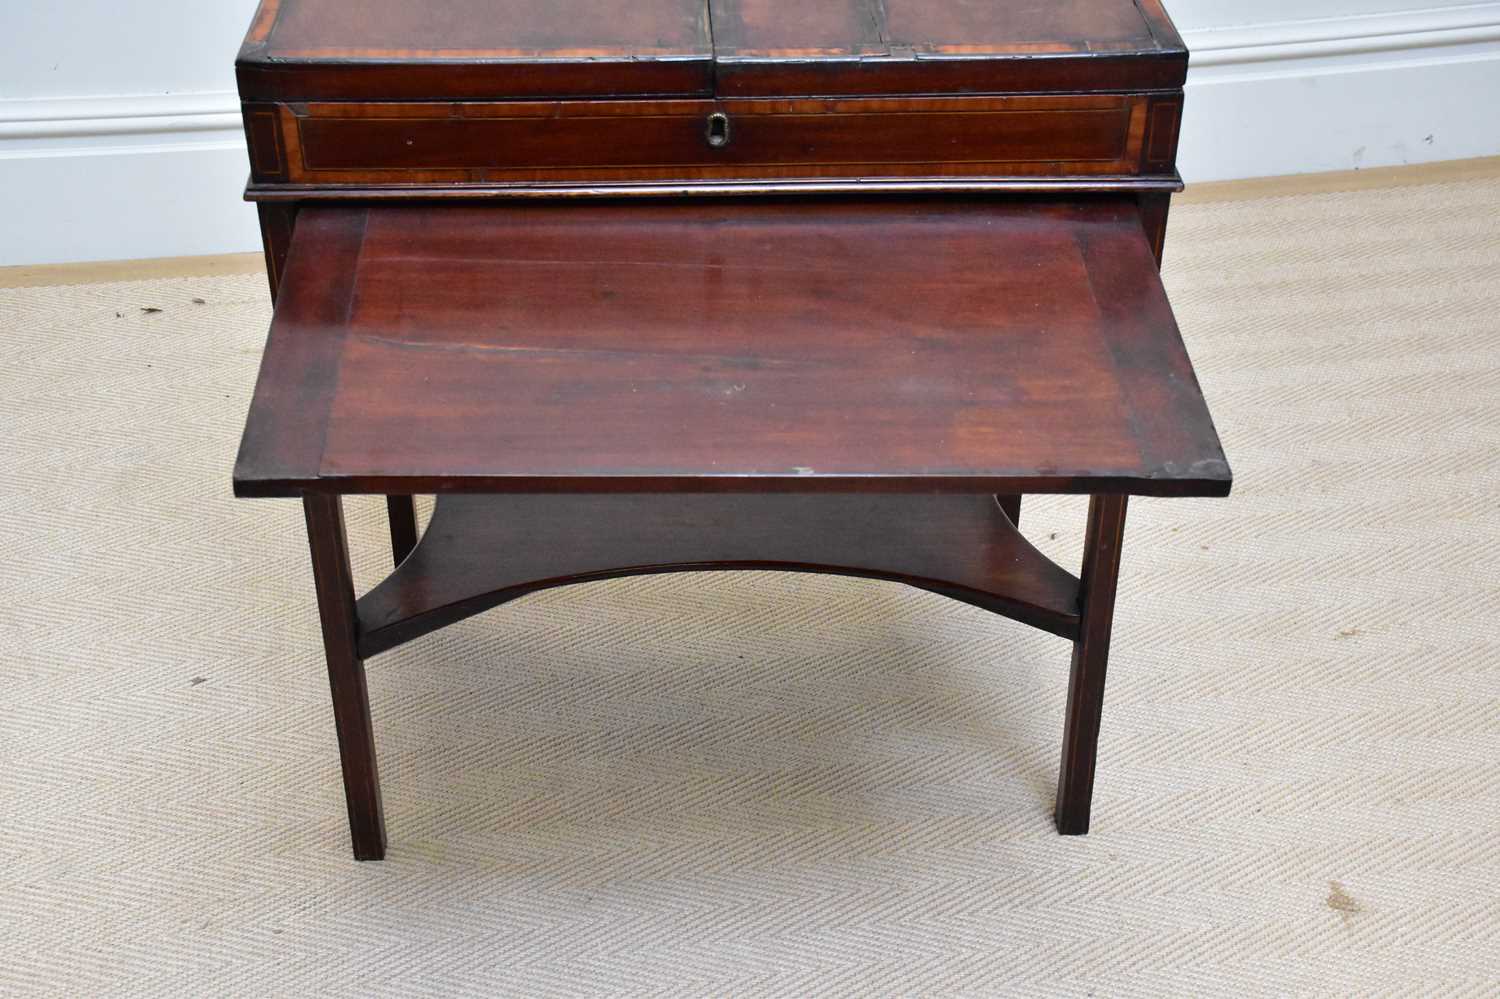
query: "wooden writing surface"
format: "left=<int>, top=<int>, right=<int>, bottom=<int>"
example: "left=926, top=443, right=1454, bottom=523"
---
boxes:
left=235, top=198, right=1229, bottom=498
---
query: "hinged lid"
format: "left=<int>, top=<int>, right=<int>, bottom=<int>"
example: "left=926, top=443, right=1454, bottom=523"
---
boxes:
left=238, top=0, right=716, bottom=100
left=238, top=0, right=1185, bottom=102
left=710, top=0, right=1186, bottom=96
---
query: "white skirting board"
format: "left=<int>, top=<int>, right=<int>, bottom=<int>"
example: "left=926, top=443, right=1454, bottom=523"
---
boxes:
left=1179, top=4, right=1500, bottom=180
left=2, top=6, right=1498, bottom=265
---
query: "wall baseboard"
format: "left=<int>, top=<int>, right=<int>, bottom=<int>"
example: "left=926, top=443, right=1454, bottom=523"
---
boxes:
left=1178, top=4, right=1500, bottom=181
left=0, top=93, right=256, bottom=267
left=1184, top=4, right=1500, bottom=67
left=3, top=5, right=1499, bottom=264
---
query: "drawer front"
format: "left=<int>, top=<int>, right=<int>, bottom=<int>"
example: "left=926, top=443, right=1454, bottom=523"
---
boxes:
left=249, top=95, right=1161, bottom=186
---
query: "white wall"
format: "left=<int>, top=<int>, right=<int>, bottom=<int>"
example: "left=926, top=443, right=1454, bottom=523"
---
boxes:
left=0, top=0, right=262, bottom=265
left=2, top=0, right=1498, bottom=265
left=1173, top=1, right=1500, bottom=180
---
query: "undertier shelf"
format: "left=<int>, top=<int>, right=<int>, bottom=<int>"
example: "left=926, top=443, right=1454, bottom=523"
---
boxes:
left=355, top=493, right=1082, bottom=657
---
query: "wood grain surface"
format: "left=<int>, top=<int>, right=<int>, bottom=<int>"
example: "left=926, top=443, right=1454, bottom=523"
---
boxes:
left=237, top=0, right=1183, bottom=100
left=238, top=0, right=714, bottom=99
left=253, top=95, right=1150, bottom=187
left=355, top=494, right=1085, bottom=656
left=233, top=198, right=1230, bottom=498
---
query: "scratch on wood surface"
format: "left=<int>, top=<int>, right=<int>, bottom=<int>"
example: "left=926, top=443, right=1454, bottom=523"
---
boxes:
left=356, top=333, right=804, bottom=370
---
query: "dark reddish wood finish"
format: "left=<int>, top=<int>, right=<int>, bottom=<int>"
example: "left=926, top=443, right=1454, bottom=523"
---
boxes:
left=254, top=202, right=417, bottom=565
left=1055, top=494, right=1129, bottom=835
left=254, top=203, right=296, bottom=301
left=237, top=209, right=365, bottom=484
left=385, top=497, right=418, bottom=565
left=234, top=200, right=1229, bottom=499
left=303, top=495, right=386, bottom=860
left=357, top=493, right=1082, bottom=657
left=238, top=0, right=1182, bottom=101
left=711, top=0, right=1184, bottom=96
left=233, top=0, right=1225, bottom=859
left=240, top=94, right=1181, bottom=197
left=261, top=95, right=1152, bottom=187
left=238, top=0, right=714, bottom=100
left=255, top=0, right=710, bottom=58
left=713, top=0, right=1161, bottom=56
left=1139, top=191, right=1173, bottom=266
left=237, top=0, right=1187, bottom=201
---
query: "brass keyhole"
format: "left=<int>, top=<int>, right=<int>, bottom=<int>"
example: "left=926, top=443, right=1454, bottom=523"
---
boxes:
left=706, top=111, right=731, bottom=149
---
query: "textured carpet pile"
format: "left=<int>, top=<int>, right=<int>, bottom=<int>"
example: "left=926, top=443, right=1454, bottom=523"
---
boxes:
left=2, top=172, right=1498, bottom=995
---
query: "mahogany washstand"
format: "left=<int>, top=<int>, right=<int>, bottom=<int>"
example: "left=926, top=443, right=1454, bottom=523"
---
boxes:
left=233, top=0, right=1231, bottom=860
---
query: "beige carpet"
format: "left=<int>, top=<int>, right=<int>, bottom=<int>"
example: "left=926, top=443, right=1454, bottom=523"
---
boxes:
left=2, top=169, right=1498, bottom=996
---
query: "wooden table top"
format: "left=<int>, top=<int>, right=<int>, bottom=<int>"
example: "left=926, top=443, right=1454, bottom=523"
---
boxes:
left=238, top=0, right=1184, bottom=99
left=234, top=198, right=1230, bottom=498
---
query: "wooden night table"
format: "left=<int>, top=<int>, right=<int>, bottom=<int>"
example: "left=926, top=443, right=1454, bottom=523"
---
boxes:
left=232, top=0, right=1231, bottom=860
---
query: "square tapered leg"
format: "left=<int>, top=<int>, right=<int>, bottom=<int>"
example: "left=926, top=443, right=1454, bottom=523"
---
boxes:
left=1055, top=494, right=1128, bottom=835
left=385, top=495, right=419, bottom=565
left=304, top=494, right=387, bottom=860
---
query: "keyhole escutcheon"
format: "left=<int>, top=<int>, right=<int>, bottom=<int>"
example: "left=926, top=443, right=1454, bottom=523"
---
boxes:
left=706, top=111, right=732, bottom=149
